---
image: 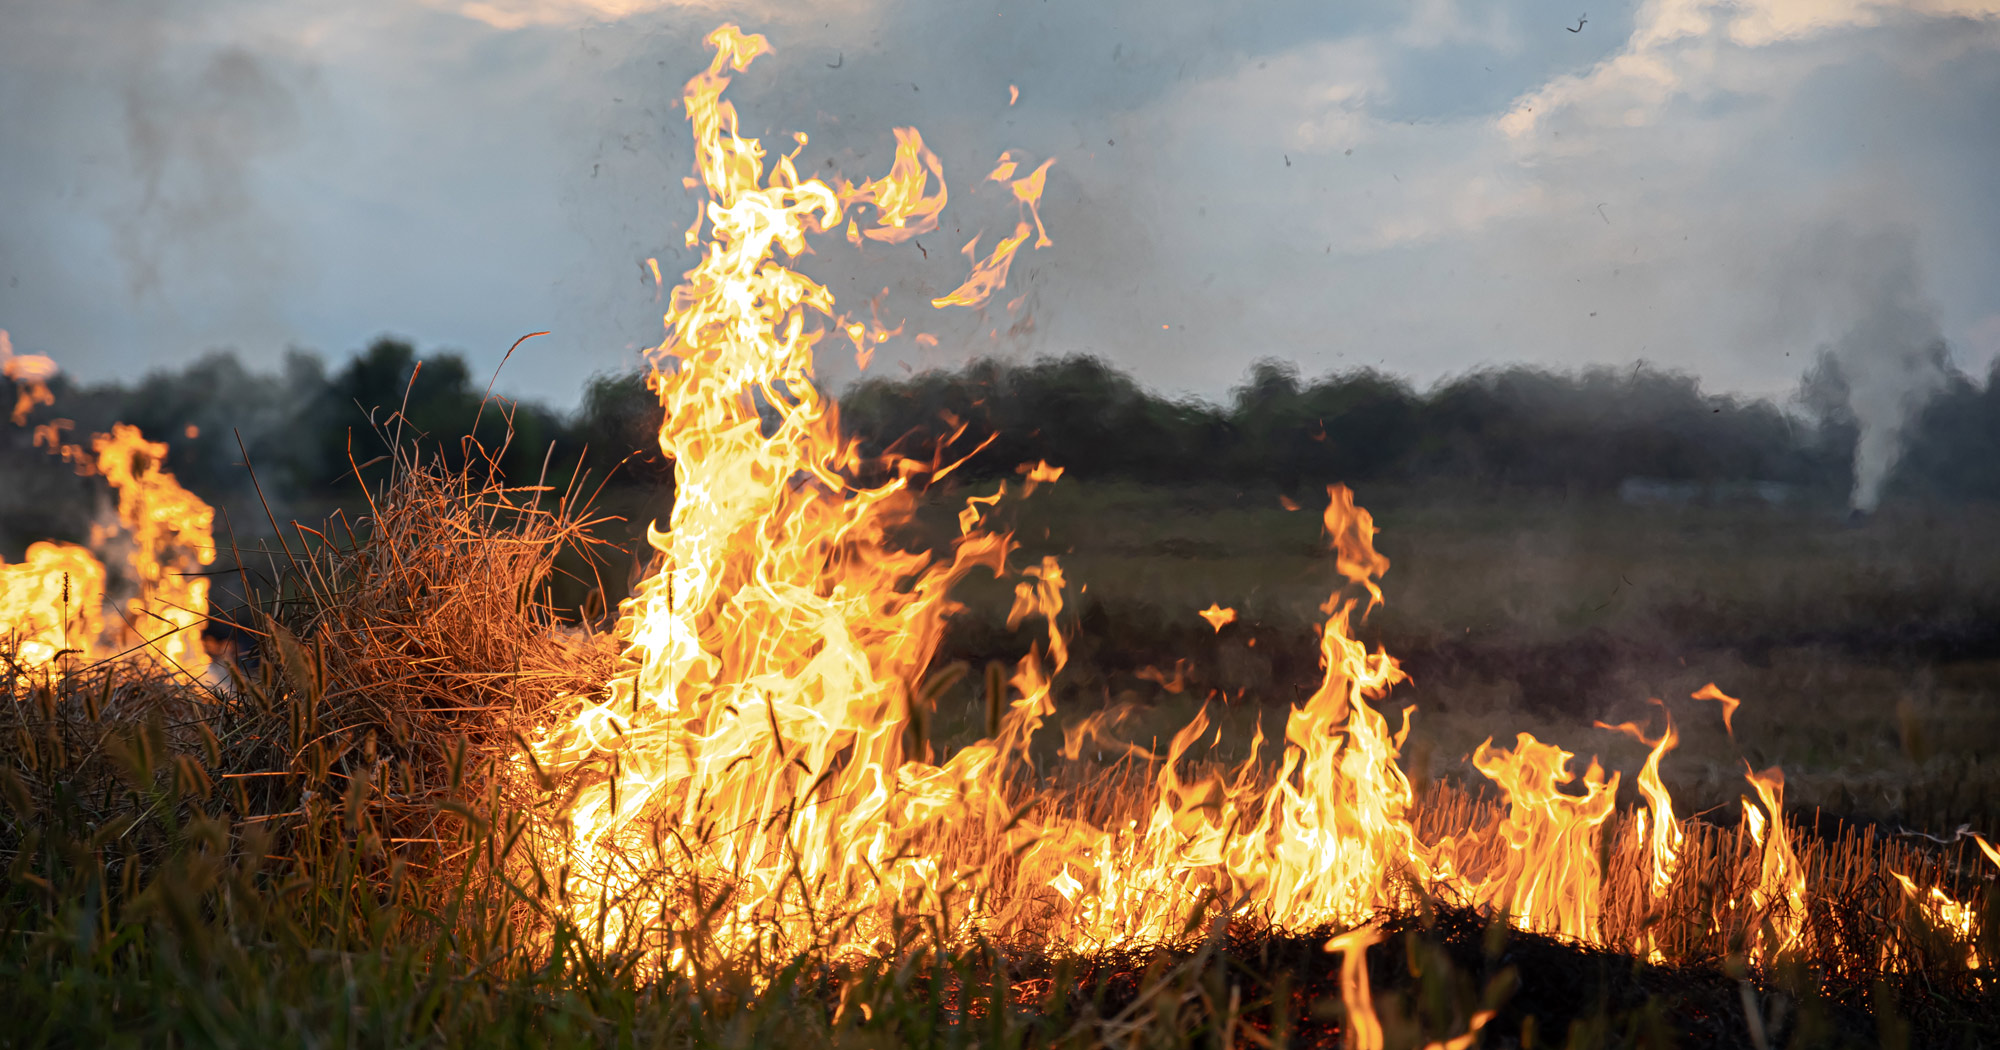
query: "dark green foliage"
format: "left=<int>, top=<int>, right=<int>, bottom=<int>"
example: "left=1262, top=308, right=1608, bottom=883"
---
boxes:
left=842, top=355, right=1840, bottom=496
left=1891, top=358, right=2000, bottom=502
left=10, top=340, right=2000, bottom=545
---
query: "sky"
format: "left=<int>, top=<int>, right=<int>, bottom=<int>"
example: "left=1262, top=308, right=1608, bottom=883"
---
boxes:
left=2, top=0, right=1997, bottom=410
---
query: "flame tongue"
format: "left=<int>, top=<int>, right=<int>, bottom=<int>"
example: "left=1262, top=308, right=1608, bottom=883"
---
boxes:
left=536, top=24, right=1025, bottom=960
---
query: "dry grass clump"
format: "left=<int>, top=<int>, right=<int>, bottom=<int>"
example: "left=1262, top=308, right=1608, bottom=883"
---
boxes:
left=263, top=447, right=618, bottom=766
left=233, top=443, right=622, bottom=907
left=2, top=437, right=622, bottom=948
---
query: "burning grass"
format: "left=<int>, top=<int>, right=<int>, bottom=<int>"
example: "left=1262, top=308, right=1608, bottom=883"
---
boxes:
left=6, top=22, right=2000, bottom=1048
left=2, top=436, right=1997, bottom=1046
left=9, top=430, right=1994, bottom=1049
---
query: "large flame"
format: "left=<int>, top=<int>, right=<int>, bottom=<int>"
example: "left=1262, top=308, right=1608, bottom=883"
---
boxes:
left=529, top=26, right=1645, bottom=963
left=527, top=24, right=1987, bottom=988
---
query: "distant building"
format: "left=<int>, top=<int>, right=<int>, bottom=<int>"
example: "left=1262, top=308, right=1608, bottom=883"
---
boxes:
left=1617, top=477, right=1800, bottom=508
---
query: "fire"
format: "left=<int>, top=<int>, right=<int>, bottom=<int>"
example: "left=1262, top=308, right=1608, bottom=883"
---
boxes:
left=1891, top=871, right=1981, bottom=968
left=1693, top=681, right=1742, bottom=735
left=1197, top=603, right=1237, bottom=631
left=1457, top=735, right=1620, bottom=940
left=526, top=24, right=1032, bottom=963
left=0, top=542, right=106, bottom=666
left=525, top=24, right=1989, bottom=995
left=1740, top=765, right=1807, bottom=965
left=1327, top=924, right=1385, bottom=1050
left=1600, top=708, right=1680, bottom=904
left=0, top=352, right=215, bottom=671
left=1, top=330, right=57, bottom=426
left=528, top=20, right=1641, bottom=962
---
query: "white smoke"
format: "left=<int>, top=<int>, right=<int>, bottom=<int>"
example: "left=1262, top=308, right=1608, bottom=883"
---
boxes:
left=1803, top=240, right=1951, bottom=513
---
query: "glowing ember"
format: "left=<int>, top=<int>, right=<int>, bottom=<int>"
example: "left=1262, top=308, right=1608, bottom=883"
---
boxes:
left=1197, top=603, right=1237, bottom=631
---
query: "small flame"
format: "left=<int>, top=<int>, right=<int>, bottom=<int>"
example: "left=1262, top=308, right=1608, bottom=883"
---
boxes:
left=932, top=222, right=1034, bottom=309
left=1742, top=765, right=1806, bottom=964
left=1597, top=702, right=1682, bottom=901
left=1, top=329, right=58, bottom=426
left=1010, top=158, right=1055, bottom=249
left=1198, top=604, right=1237, bottom=631
left=1693, top=682, right=1742, bottom=736
left=1326, top=924, right=1385, bottom=1050
left=1891, top=871, right=1981, bottom=968
left=841, top=127, right=949, bottom=243
left=1136, top=660, right=1188, bottom=694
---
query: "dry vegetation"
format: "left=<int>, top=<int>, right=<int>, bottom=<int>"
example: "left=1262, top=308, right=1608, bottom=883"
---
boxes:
left=4, top=458, right=1999, bottom=1048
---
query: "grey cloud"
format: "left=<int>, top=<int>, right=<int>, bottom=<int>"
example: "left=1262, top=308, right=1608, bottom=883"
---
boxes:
left=1, top=0, right=1995, bottom=417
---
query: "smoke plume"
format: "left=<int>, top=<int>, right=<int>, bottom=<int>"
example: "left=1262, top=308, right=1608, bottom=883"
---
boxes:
left=1824, top=243, right=1944, bottom=512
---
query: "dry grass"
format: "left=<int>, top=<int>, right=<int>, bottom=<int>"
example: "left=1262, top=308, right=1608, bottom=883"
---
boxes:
left=3, top=455, right=1998, bottom=1047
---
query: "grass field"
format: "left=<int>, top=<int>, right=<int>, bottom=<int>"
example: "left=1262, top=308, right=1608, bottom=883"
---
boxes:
left=8, top=474, right=2000, bottom=1047
left=888, top=479, right=2000, bottom=837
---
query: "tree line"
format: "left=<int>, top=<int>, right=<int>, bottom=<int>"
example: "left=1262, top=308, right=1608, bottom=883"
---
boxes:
left=8, top=336, right=2000, bottom=524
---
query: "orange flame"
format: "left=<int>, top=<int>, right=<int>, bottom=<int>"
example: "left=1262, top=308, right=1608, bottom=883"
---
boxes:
left=1011, top=158, right=1055, bottom=249
left=840, top=126, right=948, bottom=244
left=1890, top=870, right=1981, bottom=968
left=1326, top=924, right=1385, bottom=1050
left=1597, top=702, right=1682, bottom=902
left=1197, top=604, right=1237, bottom=631
left=1741, top=765, right=1806, bottom=964
left=1, top=332, right=57, bottom=426
left=0, top=542, right=107, bottom=666
left=1, top=397, right=214, bottom=670
left=1693, top=682, right=1742, bottom=736
left=932, top=222, right=1034, bottom=310
left=1460, top=735, right=1620, bottom=940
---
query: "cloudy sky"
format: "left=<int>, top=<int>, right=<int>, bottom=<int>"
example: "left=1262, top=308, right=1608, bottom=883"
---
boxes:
left=2, top=0, right=1997, bottom=408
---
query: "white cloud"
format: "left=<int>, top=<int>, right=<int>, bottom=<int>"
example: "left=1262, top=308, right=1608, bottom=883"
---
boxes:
left=1504, top=0, right=2000, bottom=139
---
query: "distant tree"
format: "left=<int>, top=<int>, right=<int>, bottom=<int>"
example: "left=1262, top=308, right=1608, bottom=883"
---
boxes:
left=572, top=370, right=668, bottom=485
left=309, top=336, right=567, bottom=491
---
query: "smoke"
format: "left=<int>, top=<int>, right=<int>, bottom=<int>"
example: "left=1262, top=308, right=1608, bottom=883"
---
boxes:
left=1798, top=232, right=1952, bottom=513
left=0, top=1, right=314, bottom=376
left=117, top=41, right=306, bottom=301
